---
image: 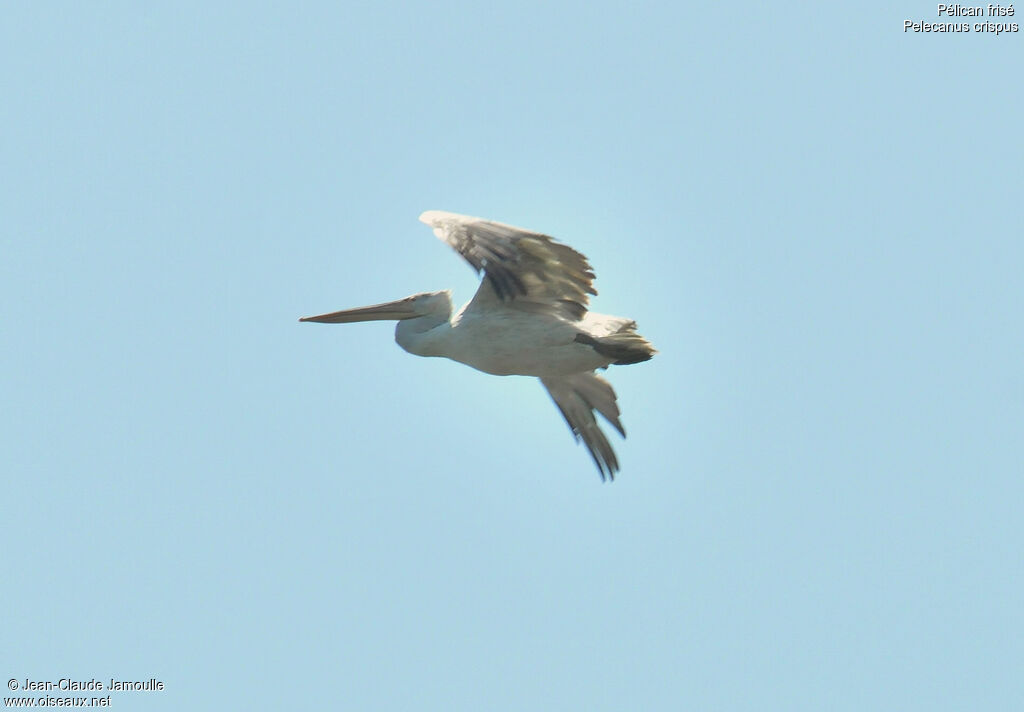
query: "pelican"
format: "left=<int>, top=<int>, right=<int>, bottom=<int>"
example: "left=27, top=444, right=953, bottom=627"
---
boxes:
left=300, top=210, right=656, bottom=480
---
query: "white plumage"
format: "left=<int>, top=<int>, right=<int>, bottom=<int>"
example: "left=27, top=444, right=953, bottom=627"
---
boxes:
left=301, top=210, right=656, bottom=480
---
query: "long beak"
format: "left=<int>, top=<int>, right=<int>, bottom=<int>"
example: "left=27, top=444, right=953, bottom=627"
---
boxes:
left=299, top=297, right=418, bottom=324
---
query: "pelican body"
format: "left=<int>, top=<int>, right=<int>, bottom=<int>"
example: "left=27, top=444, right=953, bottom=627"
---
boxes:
left=301, top=210, right=656, bottom=480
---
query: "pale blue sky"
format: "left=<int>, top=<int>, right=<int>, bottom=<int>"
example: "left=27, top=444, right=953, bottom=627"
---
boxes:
left=2, top=2, right=1021, bottom=710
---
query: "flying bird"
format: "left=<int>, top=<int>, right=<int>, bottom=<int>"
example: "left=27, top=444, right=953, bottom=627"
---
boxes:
left=300, top=210, right=656, bottom=480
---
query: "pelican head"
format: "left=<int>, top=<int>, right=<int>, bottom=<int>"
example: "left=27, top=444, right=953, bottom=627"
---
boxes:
left=299, top=290, right=452, bottom=324
left=301, top=290, right=454, bottom=359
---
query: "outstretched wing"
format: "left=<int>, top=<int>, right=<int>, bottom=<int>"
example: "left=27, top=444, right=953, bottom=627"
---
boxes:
left=419, top=210, right=597, bottom=322
left=540, top=372, right=626, bottom=481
